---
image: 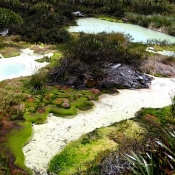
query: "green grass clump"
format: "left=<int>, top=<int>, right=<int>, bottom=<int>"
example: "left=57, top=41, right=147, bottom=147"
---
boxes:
left=137, top=106, right=173, bottom=124
left=48, top=127, right=118, bottom=175
left=5, top=121, right=32, bottom=174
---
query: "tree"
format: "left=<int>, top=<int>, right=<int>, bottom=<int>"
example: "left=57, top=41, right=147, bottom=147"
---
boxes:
left=0, top=8, right=23, bottom=30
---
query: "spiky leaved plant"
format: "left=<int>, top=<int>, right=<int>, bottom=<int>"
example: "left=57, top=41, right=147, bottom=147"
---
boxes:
left=125, top=128, right=175, bottom=175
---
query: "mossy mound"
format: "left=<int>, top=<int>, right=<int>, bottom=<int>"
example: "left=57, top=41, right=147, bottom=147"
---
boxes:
left=22, top=86, right=99, bottom=123
left=24, top=107, right=49, bottom=124
left=48, top=127, right=119, bottom=175
left=71, top=97, right=94, bottom=111
left=48, top=105, right=77, bottom=116
left=42, top=93, right=54, bottom=104
left=52, top=98, right=63, bottom=105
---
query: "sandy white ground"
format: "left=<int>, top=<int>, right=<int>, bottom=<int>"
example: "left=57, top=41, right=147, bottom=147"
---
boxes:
left=22, top=77, right=175, bottom=174
left=0, top=48, right=53, bottom=81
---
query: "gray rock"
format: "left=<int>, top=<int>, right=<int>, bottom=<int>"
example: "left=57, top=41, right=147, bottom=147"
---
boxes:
left=100, top=64, right=152, bottom=89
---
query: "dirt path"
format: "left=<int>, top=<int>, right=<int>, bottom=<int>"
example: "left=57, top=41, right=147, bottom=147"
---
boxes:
left=23, top=77, right=175, bottom=174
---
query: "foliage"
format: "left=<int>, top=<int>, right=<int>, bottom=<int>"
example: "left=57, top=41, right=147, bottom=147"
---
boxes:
left=48, top=28, right=72, bottom=44
left=125, top=128, right=175, bottom=175
left=0, top=8, right=23, bottom=30
left=24, top=69, right=48, bottom=93
left=171, top=95, right=175, bottom=117
left=0, top=87, right=25, bottom=116
left=48, top=33, right=147, bottom=86
left=0, top=154, right=9, bottom=175
left=66, top=32, right=131, bottom=65
left=124, top=12, right=175, bottom=36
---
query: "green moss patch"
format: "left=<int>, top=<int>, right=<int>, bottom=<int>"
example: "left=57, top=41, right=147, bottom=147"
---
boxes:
left=48, top=127, right=118, bottom=175
left=52, top=98, right=63, bottom=105
left=48, top=119, right=148, bottom=174
left=71, top=97, right=94, bottom=110
left=42, top=93, right=54, bottom=104
left=48, top=105, right=77, bottom=116
left=5, top=121, right=32, bottom=174
left=24, top=107, right=49, bottom=124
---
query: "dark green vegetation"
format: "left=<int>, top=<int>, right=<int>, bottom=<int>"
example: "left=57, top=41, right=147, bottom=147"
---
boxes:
left=2, top=0, right=175, bottom=44
left=49, top=98, right=175, bottom=175
left=48, top=32, right=148, bottom=88
left=1, top=0, right=174, bottom=77
left=0, top=7, right=23, bottom=29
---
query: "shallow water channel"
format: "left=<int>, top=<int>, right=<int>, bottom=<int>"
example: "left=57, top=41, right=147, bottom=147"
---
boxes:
left=68, top=18, right=175, bottom=43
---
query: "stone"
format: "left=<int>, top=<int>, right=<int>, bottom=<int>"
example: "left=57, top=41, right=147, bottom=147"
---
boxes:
left=103, top=64, right=152, bottom=89
left=85, top=79, right=97, bottom=88
left=89, top=88, right=101, bottom=95
left=63, top=98, right=69, bottom=103
left=61, top=102, right=70, bottom=108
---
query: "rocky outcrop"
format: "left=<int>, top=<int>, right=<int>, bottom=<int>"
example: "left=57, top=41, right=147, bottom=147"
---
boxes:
left=101, top=64, right=152, bottom=89
left=87, top=65, right=149, bottom=89
left=48, top=64, right=152, bottom=90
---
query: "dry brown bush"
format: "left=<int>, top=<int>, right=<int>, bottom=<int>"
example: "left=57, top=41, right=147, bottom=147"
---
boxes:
left=141, top=55, right=175, bottom=77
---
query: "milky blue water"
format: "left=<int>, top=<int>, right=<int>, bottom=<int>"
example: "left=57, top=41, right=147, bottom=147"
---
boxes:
left=0, top=62, right=25, bottom=76
left=68, top=18, right=175, bottom=43
left=0, top=49, right=50, bottom=81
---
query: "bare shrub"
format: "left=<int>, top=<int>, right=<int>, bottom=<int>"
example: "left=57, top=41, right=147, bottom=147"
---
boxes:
left=141, top=55, right=175, bottom=77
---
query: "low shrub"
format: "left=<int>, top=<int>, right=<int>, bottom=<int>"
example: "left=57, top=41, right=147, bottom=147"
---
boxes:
left=24, top=69, right=47, bottom=93
left=48, top=33, right=147, bottom=87
left=48, top=28, right=71, bottom=44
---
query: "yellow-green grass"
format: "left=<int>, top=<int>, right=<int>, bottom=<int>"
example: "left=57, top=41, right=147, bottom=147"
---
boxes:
left=0, top=47, right=20, bottom=58
left=152, top=44, right=175, bottom=52
left=48, top=127, right=118, bottom=175
left=5, top=121, right=33, bottom=174
left=95, top=14, right=123, bottom=23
